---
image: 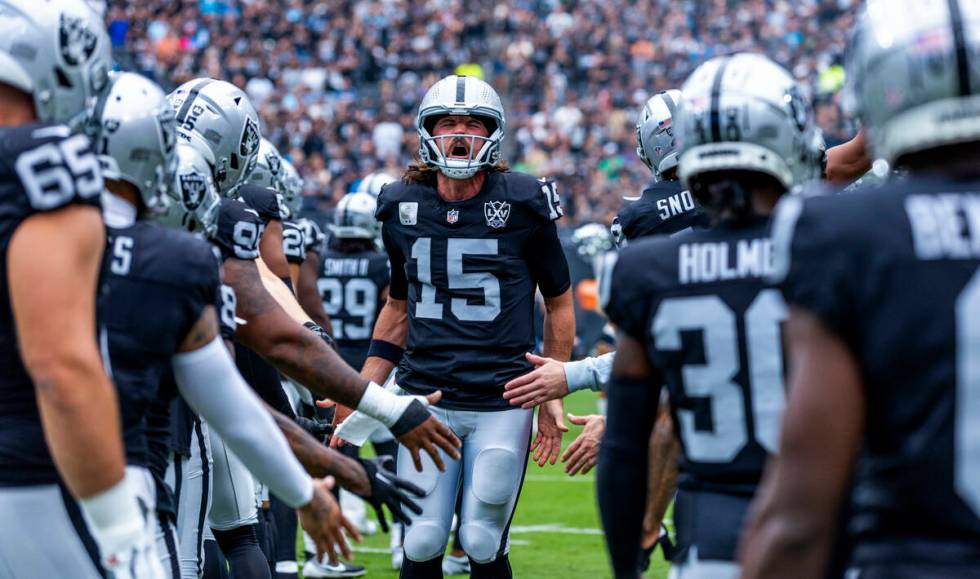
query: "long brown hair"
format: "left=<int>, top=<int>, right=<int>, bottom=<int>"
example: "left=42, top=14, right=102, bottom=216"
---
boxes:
left=402, top=160, right=511, bottom=186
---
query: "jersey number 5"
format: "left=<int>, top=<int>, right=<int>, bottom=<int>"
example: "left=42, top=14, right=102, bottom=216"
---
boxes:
left=412, top=237, right=501, bottom=322
left=653, top=290, right=787, bottom=462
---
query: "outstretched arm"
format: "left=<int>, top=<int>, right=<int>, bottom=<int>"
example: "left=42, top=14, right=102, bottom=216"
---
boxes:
left=531, top=289, right=575, bottom=466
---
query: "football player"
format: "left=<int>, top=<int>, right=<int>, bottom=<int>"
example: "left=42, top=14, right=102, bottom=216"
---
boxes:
left=92, top=70, right=361, bottom=578
left=0, top=1, right=159, bottom=577
left=343, top=74, right=575, bottom=579
left=598, top=53, right=824, bottom=578
left=356, top=171, right=397, bottom=197
left=740, top=3, right=980, bottom=578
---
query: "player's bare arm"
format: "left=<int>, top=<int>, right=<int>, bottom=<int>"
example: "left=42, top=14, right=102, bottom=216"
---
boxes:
left=641, top=400, right=680, bottom=550
left=597, top=330, right=662, bottom=577
left=824, top=128, right=870, bottom=185
left=531, top=288, right=574, bottom=466
left=297, top=249, right=333, bottom=330
left=259, top=218, right=291, bottom=280
left=739, top=307, right=864, bottom=579
left=360, top=294, right=409, bottom=385
left=10, top=205, right=127, bottom=498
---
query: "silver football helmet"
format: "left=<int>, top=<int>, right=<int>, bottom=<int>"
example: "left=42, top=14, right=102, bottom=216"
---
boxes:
left=846, top=0, right=980, bottom=163
left=168, top=78, right=260, bottom=197
left=331, top=192, right=380, bottom=240
left=246, top=138, right=285, bottom=193
left=356, top=171, right=396, bottom=197
left=416, top=75, right=506, bottom=180
left=636, top=90, right=682, bottom=181
left=279, top=158, right=304, bottom=217
left=677, top=53, right=823, bottom=192
left=156, top=141, right=220, bottom=237
left=90, top=72, right=176, bottom=213
left=0, top=0, right=110, bottom=128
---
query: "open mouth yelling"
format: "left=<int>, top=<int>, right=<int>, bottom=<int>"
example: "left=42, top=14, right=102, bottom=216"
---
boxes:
left=447, top=140, right=471, bottom=159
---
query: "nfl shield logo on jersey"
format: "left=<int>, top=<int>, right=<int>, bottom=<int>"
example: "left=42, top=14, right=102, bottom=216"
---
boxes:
left=399, top=202, right=418, bottom=225
left=447, top=209, right=459, bottom=224
left=485, top=201, right=511, bottom=228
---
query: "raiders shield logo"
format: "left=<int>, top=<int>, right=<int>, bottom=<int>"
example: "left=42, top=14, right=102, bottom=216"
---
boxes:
left=179, top=172, right=208, bottom=210
left=265, top=152, right=281, bottom=177
left=484, top=201, right=511, bottom=229
left=158, top=109, right=177, bottom=156
left=240, top=117, right=259, bottom=157
left=59, top=14, right=98, bottom=67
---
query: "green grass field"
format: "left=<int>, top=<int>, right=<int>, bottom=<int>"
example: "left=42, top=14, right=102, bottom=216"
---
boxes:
left=301, top=392, right=671, bottom=578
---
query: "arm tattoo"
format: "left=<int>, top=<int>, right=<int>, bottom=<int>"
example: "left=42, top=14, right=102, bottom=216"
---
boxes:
left=267, top=407, right=370, bottom=495
left=225, top=257, right=368, bottom=407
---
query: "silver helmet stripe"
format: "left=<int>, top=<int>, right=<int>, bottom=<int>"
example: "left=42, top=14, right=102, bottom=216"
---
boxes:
left=456, top=75, right=466, bottom=103
left=660, top=90, right=677, bottom=120
left=176, top=78, right=214, bottom=125
left=709, top=57, right=732, bottom=143
left=947, top=0, right=971, bottom=96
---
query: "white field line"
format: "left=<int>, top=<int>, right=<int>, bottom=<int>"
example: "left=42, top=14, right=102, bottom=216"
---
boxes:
left=523, top=474, right=595, bottom=483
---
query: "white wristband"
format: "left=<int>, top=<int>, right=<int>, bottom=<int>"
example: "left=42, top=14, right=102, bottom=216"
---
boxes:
left=78, top=475, right=143, bottom=556
left=357, top=381, right=416, bottom=428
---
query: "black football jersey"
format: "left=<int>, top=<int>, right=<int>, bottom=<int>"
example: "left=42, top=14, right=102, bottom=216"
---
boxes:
left=318, top=247, right=390, bottom=370
left=605, top=217, right=786, bottom=493
left=239, top=184, right=287, bottom=223
left=376, top=171, right=570, bottom=410
left=211, top=197, right=263, bottom=261
left=0, top=123, right=103, bottom=486
left=102, top=221, right=221, bottom=468
left=772, top=178, right=980, bottom=563
left=283, top=220, right=306, bottom=264
left=611, top=180, right=709, bottom=246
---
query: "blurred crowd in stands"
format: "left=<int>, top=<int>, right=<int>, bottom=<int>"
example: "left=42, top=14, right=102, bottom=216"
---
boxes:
left=108, top=0, right=860, bottom=227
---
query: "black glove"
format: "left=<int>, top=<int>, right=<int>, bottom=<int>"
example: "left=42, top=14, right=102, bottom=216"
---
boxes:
left=303, top=321, right=337, bottom=351
left=355, top=456, right=424, bottom=533
left=295, top=415, right=333, bottom=440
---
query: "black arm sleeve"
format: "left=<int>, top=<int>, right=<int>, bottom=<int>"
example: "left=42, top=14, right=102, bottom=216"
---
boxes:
left=597, top=373, right=661, bottom=578
left=383, top=225, right=408, bottom=300
left=525, top=221, right=571, bottom=298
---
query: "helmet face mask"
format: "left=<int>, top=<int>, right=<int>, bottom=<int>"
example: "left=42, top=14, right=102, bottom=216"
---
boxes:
left=279, top=159, right=304, bottom=217
left=89, top=72, right=177, bottom=215
left=168, top=78, right=261, bottom=197
left=0, top=0, right=111, bottom=129
left=416, top=75, right=506, bottom=180
left=636, top=90, right=682, bottom=182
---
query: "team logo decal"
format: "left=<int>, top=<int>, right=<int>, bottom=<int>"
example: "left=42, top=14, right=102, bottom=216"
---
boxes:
left=59, top=14, right=98, bottom=67
left=158, top=109, right=177, bottom=156
left=265, top=152, right=281, bottom=177
left=240, top=117, right=260, bottom=157
left=179, top=172, right=207, bottom=210
left=484, top=201, right=511, bottom=229
left=399, top=202, right=418, bottom=225
left=447, top=209, right=459, bottom=224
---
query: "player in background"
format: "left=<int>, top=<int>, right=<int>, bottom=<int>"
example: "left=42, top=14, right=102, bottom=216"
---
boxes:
left=0, top=1, right=161, bottom=576
left=598, top=53, right=825, bottom=578
left=740, top=3, right=980, bottom=578
left=356, top=171, right=397, bottom=197
left=338, top=74, right=575, bottom=579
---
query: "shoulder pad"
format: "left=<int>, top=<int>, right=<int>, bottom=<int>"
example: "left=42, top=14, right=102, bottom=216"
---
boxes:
left=212, top=198, right=264, bottom=260
left=496, top=171, right=563, bottom=223
left=375, top=180, right=423, bottom=222
left=239, top=184, right=287, bottom=222
left=1, top=123, right=104, bottom=212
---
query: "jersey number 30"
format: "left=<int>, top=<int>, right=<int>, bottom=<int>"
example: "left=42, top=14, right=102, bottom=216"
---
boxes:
left=653, top=290, right=787, bottom=463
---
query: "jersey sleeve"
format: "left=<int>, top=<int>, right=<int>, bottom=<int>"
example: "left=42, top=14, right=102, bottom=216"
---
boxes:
left=282, top=221, right=306, bottom=264
left=212, top=198, right=263, bottom=261
left=238, top=184, right=287, bottom=222
left=3, top=124, right=104, bottom=214
left=602, top=247, right=651, bottom=341
left=216, top=283, right=238, bottom=341
left=525, top=220, right=571, bottom=298
left=526, top=176, right=564, bottom=223
left=382, top=223, right=407, bottom=300
left=175, top=238, right=222, bottom=340
left=769, top=194, right=860, bottom=340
